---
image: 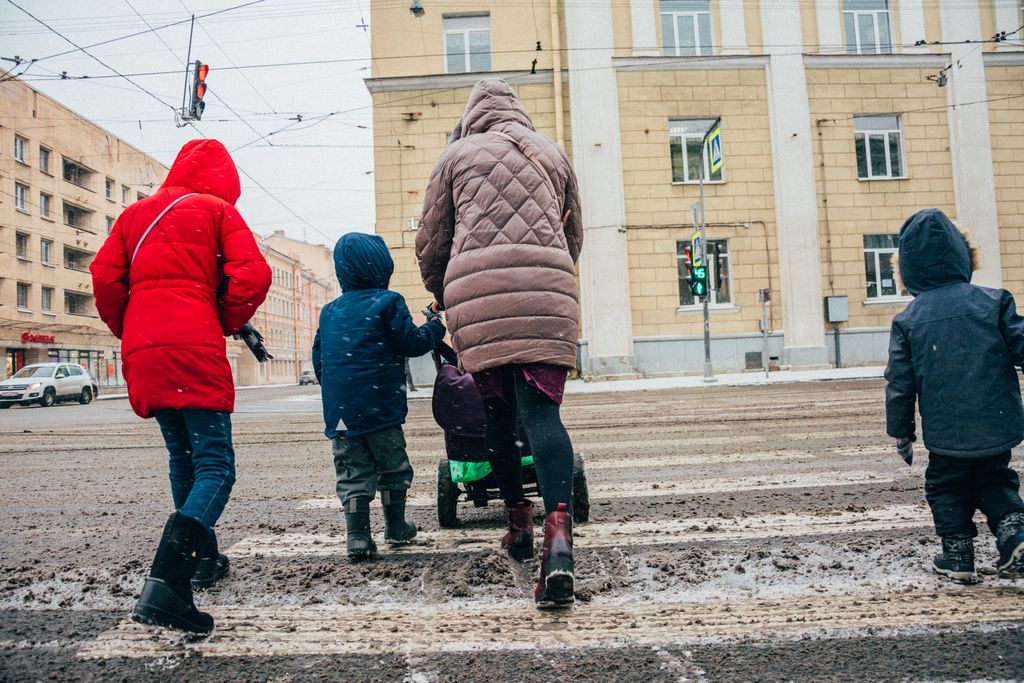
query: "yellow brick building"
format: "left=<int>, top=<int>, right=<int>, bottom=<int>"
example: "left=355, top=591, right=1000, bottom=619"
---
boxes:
left=367, top=0, right=1024, bottom=376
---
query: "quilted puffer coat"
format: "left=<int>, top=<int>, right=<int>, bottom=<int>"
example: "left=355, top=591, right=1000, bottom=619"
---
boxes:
left=416, top=79, right=584, bottom=374
left=91, top=139, right=271, bottom=418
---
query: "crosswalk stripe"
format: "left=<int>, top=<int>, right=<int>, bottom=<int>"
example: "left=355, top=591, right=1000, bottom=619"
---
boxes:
left=77, top=587, right=1021, bottom=659
left=229, top=504, right=928, bottom=558
left=295, top=470, right=894, bottom=510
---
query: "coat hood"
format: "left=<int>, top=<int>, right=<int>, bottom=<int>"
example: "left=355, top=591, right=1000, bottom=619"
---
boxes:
left=459, top=79, right=535, bottom=137
left=897, top=209, right=973, bottom=295
left=162, top=139, right=242, bottom=205
left=334, top=232, right=394, bottom=291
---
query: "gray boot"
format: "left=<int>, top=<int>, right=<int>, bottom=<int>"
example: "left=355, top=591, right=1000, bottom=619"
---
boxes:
left=345, top=498, right=377, bottom=562
left=932, top=535, right=979, bottom=584
left=381, top=490, right=417, bottom=547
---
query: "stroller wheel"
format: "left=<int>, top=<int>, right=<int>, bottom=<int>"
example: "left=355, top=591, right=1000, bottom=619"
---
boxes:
left=437, top=459, right=460, bottom=528
left=571, top=452, right=590, bottom=524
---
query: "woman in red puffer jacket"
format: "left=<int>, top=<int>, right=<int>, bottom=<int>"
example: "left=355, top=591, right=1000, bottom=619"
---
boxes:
left=91, top=139, right=271, bottom=635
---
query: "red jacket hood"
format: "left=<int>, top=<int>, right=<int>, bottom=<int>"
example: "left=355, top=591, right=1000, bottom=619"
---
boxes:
left=161, top=139, right=241, bottom=205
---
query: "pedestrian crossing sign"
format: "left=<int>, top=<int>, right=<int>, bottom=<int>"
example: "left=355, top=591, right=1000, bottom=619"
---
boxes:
left=708, top=127, right=723, bottom=173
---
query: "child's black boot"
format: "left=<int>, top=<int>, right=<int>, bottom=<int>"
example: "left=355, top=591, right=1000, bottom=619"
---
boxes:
left=932, top=535, right=979, bottom=584
left=345, top=497, right=377, bottom=562
left=132, top=512, right=215, bottom=634
left=381, top=490, right=417, bottom=547
left=995, top=511, right=1024, bottom=578
left=192, top=528, right=230, bottom=590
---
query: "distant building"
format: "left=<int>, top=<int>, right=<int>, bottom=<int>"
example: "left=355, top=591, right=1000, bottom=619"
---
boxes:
left=1, top=73, right=166, bottom=383
left=367, top=0, right=1024, bottom=376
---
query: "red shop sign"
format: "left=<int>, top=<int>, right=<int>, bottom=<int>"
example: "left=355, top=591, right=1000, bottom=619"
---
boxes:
left=21, top=332, right=56, bottom=344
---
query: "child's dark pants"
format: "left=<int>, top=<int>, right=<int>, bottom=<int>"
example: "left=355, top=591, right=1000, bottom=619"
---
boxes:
left=333, top=426, right=414, bottom=507
left=925, top=451, right=1024, bottom=538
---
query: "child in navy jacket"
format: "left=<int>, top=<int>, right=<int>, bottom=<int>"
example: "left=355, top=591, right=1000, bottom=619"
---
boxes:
left=312, top=232, right=445, bottom=561
left=885, top=209, right=1024, bottom=583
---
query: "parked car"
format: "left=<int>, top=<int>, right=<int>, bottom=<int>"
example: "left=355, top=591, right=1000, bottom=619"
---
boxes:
left=299, top=369, right=318, bottom=386
left=0, top=363, right=97, bottom=409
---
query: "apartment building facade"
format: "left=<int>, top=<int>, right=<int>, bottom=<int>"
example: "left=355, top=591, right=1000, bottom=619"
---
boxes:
left=367, top=0, right=1024, bottom=376
left=1, top=75, right=167, bottom=383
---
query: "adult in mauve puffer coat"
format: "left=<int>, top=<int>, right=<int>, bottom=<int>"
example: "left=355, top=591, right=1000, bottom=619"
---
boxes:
left=416, top=79, right=584, bottom=609
left=91, top=139, right=271, bottom=635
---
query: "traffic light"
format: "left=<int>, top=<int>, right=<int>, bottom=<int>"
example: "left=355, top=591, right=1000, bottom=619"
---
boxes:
left=691, top=264, right=708, bottom=298
left=189, top=61, right=208, bottom=120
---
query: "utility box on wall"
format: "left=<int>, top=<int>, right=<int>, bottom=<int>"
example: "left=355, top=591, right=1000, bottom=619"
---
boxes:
left=824, top=295, right=849, bottom=324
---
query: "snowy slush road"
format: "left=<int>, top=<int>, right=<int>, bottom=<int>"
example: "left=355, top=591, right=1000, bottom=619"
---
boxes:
left=1, top=381, right=1022, bottom=681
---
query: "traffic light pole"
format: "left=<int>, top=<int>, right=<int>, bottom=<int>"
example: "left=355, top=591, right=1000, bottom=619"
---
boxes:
left=700, top=118, right=720, bottom=384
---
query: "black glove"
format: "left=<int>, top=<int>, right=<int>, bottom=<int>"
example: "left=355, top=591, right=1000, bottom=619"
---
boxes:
left=234, top=322, right=273, bottom=363
left=422, top=302, right=442, bottom=323
left=896, top=434, right=915, bottom=466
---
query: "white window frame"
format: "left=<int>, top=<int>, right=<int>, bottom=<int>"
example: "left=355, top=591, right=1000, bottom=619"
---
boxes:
left=105, top=216, right=115, bottom=234
left=854, top=115, right=905, bottom=180
left=677, top=238, right=732, bottom=309
left=41, top=287, right=53, bottom=313
left=105, top=178, right=114, bottom=201
left=40, top=239, right=52, bottom=265
left=39, top=192, right=51, bottom=220
left=17, top=282, right=30, bottom=311
left=121, top=185, right=130, bottom=206
left=39, top=146, right=50, bottom=175
left=843, top=1, right=892, bottom=54
left=863, top=234, right=909, bottom=302
left=660, top=2, right=713, bottom=57
left=15, top=232, right=29, bottom=260
left=14, top=135, right=27, bottom=163
left=14, top=182, right=28, bottom=212
left=443, top=14, right=492, bottom=74
left=669, top=119, right=724, bottom=184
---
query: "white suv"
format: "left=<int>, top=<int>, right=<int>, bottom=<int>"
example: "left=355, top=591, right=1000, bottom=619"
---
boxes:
left=0, top=363, right=98, bottom=409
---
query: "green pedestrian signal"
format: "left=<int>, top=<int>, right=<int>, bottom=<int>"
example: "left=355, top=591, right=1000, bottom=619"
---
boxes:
left=691, top=265, right=708, bottom=297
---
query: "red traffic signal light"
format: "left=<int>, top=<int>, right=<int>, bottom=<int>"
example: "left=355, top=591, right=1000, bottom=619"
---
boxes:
left=189, top=60, right=209, bottom=120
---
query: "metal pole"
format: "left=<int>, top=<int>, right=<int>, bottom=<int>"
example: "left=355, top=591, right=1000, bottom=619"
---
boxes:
left=700, top=132, right=715, bottom=383
left=761, top=290, right=769, bottom=380
left=834, top=326, right=842, bottom=369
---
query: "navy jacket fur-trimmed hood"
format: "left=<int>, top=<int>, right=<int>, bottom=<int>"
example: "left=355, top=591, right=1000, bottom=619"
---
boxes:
left=312, top=233, right=445, bottom=439
left=885, top=208, right=1024, bottom=458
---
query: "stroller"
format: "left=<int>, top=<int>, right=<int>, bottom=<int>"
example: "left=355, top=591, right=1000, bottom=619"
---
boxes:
left=431, top=341, right=590, bottom=528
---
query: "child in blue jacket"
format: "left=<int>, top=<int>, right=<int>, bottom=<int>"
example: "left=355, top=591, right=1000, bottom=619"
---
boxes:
left=886, top=208, right=1024, bottom=583
left=312, top=232, right=445, bottom=561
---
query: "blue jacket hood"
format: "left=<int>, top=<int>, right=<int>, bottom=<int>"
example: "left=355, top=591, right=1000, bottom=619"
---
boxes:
left=898, top=208, right=972, bottom=296
left=334, top=232, right=394, bottom=291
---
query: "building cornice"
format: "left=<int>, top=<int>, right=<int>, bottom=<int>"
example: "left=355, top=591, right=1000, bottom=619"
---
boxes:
left=365, top=69, right=556, bottom=94
left=613, top=55, right=768, bottom=71
left=803, top=53, right=949, bottom=69
left=983, top=51, right=1024, bottom=66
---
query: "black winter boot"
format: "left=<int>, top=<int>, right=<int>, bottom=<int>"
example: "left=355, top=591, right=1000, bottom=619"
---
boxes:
left=996, top=511, right=1024, bottom=578
left=932, top=535, right=979, bottom=585
left=381, top=490, right=417, bottom=547
left=132, top=512, right=215, bottom=634
left=192, top=528, right=230, bottom=590
left=345, top=498, right=377, bottom=562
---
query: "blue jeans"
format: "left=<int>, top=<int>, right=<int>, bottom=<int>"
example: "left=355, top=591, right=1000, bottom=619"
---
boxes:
left=154, top=409, right=236, bottom=530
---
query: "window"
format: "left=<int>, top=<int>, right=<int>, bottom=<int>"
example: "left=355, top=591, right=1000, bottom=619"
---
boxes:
left=39, top=192, right=51, bottom=220
left=14, top=182, right=28, bottom=212
left=14, top=135, right=27, bottom=163
left=677, top=239, right=731, bottom=307
left=105, top=216, right=115, bottom=234
left=17, top=283, right=30, bottom=310
left=854, top=115, right=904, bottom=179
left=63, top=201, right=94, bottom=231
left=105, top=178, right=114, bottom=200
left=41, top=287, right=53, bottom=312
left=63, top=157, right=93, bottom=187
left=64, top=246, right=93, bottom=272
left=136, top=191, right=149, bottom=201
left=844, top=0, right=892, bottom=54
left=16, top=232, right=29, bottom=259
left=64, top=291, right=94, bottom=316
left=39, top=147, right=50, bottom=174
left=40, top=239, right=52, bottom=265
left=443, top=15, right=491, bottom=73
left=660, top=0, right=712, bottom=56
left=863, top=234, right=907, bottom=300
left=669, top=119, right=723, bottom=183
left=121, top=185, right=130, bottom=206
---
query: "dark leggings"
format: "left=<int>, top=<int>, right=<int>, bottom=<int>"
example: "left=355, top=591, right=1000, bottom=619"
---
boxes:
left=483, top=366, right=574, bottom=513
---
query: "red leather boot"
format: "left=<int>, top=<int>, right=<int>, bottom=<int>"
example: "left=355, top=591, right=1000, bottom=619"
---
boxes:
left=501, top=500, right=534, bottom=560
left=535, top=503, right=574, bottom=609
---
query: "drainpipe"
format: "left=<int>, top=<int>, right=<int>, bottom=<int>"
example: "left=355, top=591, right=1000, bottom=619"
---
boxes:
left=550, top=0, right=564, bottom=147
left=291, top=262, right=301, bottom=385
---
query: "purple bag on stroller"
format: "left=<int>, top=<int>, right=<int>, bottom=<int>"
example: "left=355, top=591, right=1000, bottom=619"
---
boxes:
left=431, top=341, right=489, bottom=463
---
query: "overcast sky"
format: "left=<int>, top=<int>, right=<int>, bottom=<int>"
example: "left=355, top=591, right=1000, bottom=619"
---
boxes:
left=1, top=0, right=376, bottom=248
